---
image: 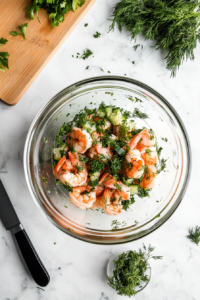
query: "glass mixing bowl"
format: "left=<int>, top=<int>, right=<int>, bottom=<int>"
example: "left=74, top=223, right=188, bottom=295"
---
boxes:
left=24, top=76, right=191, bottom=244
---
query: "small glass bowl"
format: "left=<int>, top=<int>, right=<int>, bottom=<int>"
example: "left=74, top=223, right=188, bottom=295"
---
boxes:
left=107, top=252, right=151, bottom=294
left=24, top=76, right=191, bottom=244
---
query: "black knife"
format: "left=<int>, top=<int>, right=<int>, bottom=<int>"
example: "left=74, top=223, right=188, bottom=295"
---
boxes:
left=0, top=180, right=50, bottom=287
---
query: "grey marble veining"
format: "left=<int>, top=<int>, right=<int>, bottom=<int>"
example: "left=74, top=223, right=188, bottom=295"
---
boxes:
left=0, top=0, right=200, bottom=299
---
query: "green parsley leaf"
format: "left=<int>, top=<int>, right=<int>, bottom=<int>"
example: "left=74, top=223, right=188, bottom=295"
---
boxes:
left=10, top=30, right=22, bottom=37
left=18, top=23, right=28, bottom=39
left=0, top=38, right=9, bottom=72
left=0, top=38, right=8, bottom=46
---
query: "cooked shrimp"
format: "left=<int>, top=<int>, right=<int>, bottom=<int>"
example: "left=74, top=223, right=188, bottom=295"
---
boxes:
left=93, top=117, right=112, bottom=130
left=95, top=144, right=113, bottom=162
left=141, top=150, right=158, bottom=166
left=88, top=146, right=98, bottom=159
left=92, top=196, right=103, bottom=209
left=55, top=152, right=88, bottom=187
left=67, top=127, right=92, bottom=153
left=69, top=186, right=96, bottom=209
left=96, top=172, right=113, bottom=197
left=88, top=135, right=113, bottom=162
left=140, top=165, right=157, bottom=189
left=129, top=129, right=155, bottom=153
left=104, top=179, right=130, bottom=200
left=54, top=156, right=66, bottom=175
left=102, top=189, right=122, bottom=215
left=125, top=149, right=144, bottom=179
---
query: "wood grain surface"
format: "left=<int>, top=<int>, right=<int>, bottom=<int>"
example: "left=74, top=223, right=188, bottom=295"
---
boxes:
left=0, top=0, right=96, bottom=105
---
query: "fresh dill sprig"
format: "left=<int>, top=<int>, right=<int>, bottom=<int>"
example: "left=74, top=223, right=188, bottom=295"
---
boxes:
left=187, top=226, right=200, bottom=246
left=109, top=0, right=200, bottom=77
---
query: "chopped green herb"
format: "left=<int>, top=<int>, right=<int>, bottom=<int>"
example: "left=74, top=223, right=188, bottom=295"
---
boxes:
left=111, top=220, right=121, bottom=230
left=42, top=177, right=48, bottom=183
left=10, top=23, right=28, bottom=40
left=43, top=137, right=48, bottom=143
left=100, top=67, right=104, bottom=72
left=80, top=49, right=93, bottom=60
left=84, top=23, right=88, bottom=27
left=0, top=38, right=9, bottom=72
left=37, top=287, right=45, bottom=291
left=66, top=113, right=70, bottom=117
left=187, top=226, right=200, bottom=246
left=154, top=213, right=161, bottom=219
left=26, top=0, right=85, bottom=27
left=134, top=108, right=148, bottom=119
left=108, top=71, right=111, bottom=73
left=162, top=138, right=168, bottom=142
left=114, top=182, right=122, bottom=191
left=132, top=61, right=135, bottom=64
left=63, top=183, right=73, bottom=192
left=133, top=44, right=142, bottom=51
left=86, top=66, right=89, bottom=69
left=122, top=196, right=135, bottom=211
left=138, top=186, right=151, bottom=198
left=145, top=149, right=152, bottom=155
left=64, top=205, right=68, bottom=208
left=54, top=242, right=56, bottom=245
left=93, top=31, right=101, bottom=38
left=156, top=159, right=167, bottom=174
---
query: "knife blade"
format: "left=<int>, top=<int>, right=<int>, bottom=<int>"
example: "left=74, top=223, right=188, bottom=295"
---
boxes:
left=0, top=180, right=20, bottom=230
left=0, top=180, right=50, bottom=287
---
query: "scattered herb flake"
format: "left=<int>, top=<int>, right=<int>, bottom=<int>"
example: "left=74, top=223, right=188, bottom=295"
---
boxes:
left=80, top=49, right=93, bottom=60
left=42, top=177, right=48, bottom=183
left=37, top=287, right=45, bottom=291
left=93, top=31, right=101, bottom=38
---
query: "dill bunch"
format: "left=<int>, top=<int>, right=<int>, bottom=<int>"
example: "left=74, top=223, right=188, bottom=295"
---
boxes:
left=107, top=244, right=162, bottom=297
left=109, top=0, right=200, bottom=77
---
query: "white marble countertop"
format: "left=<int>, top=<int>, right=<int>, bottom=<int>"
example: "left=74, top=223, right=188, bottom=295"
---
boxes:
left=1, top=0, right=200, bottom=299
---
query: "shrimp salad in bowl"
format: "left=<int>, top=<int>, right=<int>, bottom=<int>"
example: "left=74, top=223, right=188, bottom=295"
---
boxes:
left=52, top=102, right=166, bottom=216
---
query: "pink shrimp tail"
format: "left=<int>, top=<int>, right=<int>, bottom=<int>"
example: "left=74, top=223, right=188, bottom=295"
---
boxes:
left=129, top=129, right=149, bottom=150
left=68, top=151, right=79, bottom=166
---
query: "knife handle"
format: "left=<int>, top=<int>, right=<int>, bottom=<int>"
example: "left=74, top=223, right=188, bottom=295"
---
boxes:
left=12, top=226, right=50, bottom=287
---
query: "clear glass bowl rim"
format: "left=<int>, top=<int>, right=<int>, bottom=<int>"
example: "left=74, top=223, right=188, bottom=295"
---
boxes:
left=24, top=76, right=192, bottom=245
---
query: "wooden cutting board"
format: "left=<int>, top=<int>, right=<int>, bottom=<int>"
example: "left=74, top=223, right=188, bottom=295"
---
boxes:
left=0, top=0, right=96, bottom=105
